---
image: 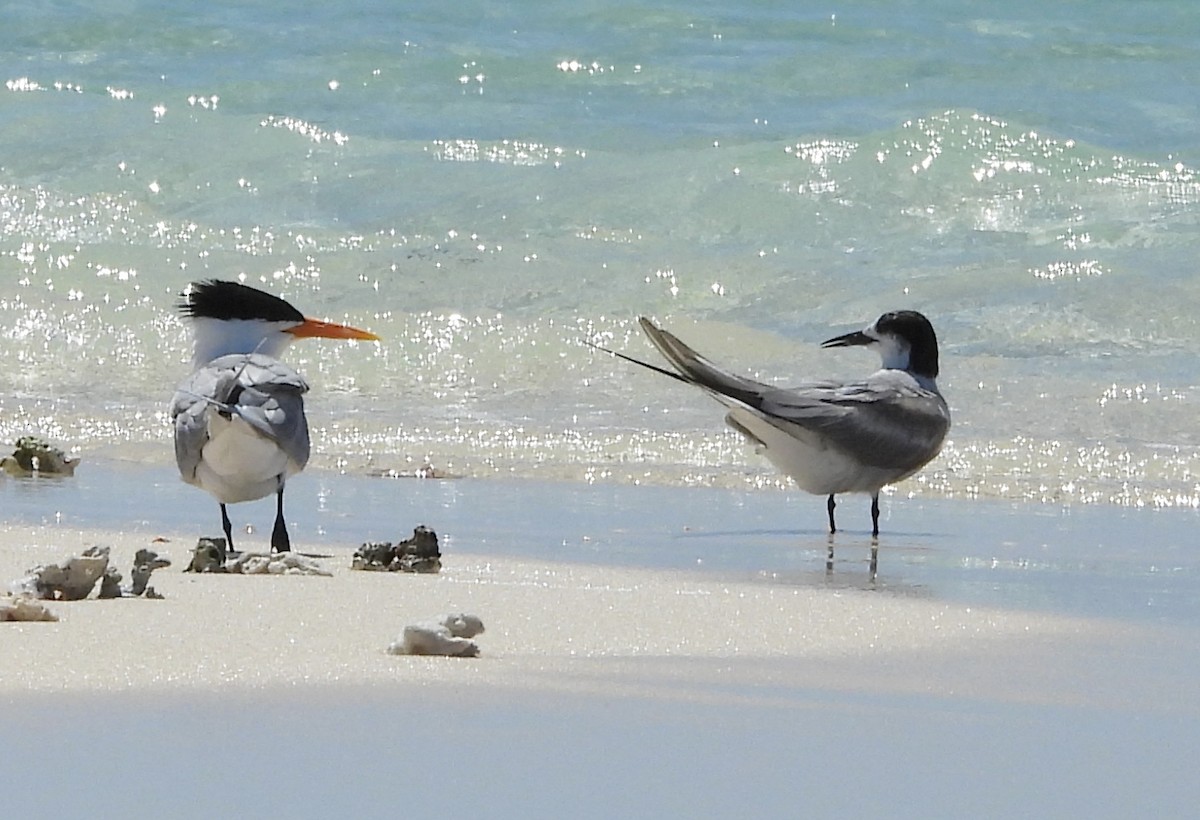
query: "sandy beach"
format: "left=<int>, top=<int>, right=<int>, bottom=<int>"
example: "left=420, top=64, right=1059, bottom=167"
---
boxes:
left=0, top=522, right=1139, bottom=699
left=4, top=465, right=1200, bottom=818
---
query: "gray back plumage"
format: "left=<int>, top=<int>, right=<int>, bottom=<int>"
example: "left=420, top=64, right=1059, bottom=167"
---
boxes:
left=171, top=353, right=311, bottom=482
left=757, top=373, right=950, bottom=472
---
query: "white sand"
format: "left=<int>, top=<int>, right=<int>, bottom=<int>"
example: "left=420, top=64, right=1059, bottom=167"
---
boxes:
left=5, top=514, right=1200, bottom=818
left=0, top=522, right=1167, bottom=709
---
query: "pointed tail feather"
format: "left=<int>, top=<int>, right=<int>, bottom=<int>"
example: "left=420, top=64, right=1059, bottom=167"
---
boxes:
left=636, top=317, right=768, bottom=407
left=582, top=338, right=692, bottom=386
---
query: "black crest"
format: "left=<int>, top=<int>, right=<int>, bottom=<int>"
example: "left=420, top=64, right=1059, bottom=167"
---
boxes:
left=178, top=280, right=304, bottom=323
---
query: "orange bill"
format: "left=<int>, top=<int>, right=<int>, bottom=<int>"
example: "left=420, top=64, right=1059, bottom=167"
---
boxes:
left=287, top=317, right=380, bottom=341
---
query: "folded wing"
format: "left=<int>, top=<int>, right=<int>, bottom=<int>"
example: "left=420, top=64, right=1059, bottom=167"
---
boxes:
left=639, top=318, right=949, bottom=473
left=171, top=353, right=311, bottom=483
left=758, top=375, right=950, bottom=472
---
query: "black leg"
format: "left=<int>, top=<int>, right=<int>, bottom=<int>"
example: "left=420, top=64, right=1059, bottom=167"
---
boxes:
left=870, top=493, right=880, bottom=538
left=826, top=494, right=837, bottom=534
left=220, top=503, right=235, bottom=553
left=271, top=484, right=291, bottom=552
left=869, top=539, right=879, bottom=582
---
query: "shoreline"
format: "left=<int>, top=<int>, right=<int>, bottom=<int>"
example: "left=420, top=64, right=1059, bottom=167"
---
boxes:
left=0, top=526, right=1082, bottom=697
left=4, top=457, right=1200, bottom=624
left=5, top=468, right=1200, bottom=817
left=0, top=519, right=1193, bottom=710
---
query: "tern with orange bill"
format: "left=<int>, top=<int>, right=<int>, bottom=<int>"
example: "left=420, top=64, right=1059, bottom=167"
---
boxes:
left=171, top=280, right=379, bottom=552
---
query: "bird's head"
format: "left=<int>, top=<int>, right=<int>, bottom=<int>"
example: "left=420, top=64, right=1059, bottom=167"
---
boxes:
left=179, top=280, right=379, bottom=366
left=820, top=310, right=939, bottom=379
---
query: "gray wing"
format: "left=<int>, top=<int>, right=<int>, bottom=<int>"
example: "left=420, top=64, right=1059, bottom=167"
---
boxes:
left=638, top=318, right=948, bottom=472
left=758, top=373, right=951, bottom=471
left=170, top=353, right=311, bottom=481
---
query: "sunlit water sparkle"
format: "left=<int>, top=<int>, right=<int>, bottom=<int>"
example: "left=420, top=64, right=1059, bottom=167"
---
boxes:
left=3, top=0, right=1200, bottom=510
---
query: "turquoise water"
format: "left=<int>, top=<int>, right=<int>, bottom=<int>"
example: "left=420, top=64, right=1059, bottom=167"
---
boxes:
left=3, top=0, right=1200, bottom=507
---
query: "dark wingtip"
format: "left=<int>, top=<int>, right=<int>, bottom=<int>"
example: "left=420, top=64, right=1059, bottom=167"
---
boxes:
left=637, top=316, right=660, bottom=335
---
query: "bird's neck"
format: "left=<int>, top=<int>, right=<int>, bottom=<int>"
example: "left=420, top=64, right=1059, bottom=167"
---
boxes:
left=876, top=337, right=912, bottom=372
left=877, top=337, right=939, bottom=382
left=190, top=318, right=293, bottom=367
left=910, top=372, right=942, bottom=395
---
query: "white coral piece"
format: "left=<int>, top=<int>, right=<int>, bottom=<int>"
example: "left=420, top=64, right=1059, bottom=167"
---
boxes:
left=0, top=595, right=59, bottom=622
left=388, top=612, right=485, bottom=657
left=226, top=552, right=332, bottom=576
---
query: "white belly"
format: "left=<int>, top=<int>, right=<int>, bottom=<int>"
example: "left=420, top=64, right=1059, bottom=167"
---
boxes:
left=195, top=413, right=299, bottom=504
left=725, top=407, right=899, bottom=496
